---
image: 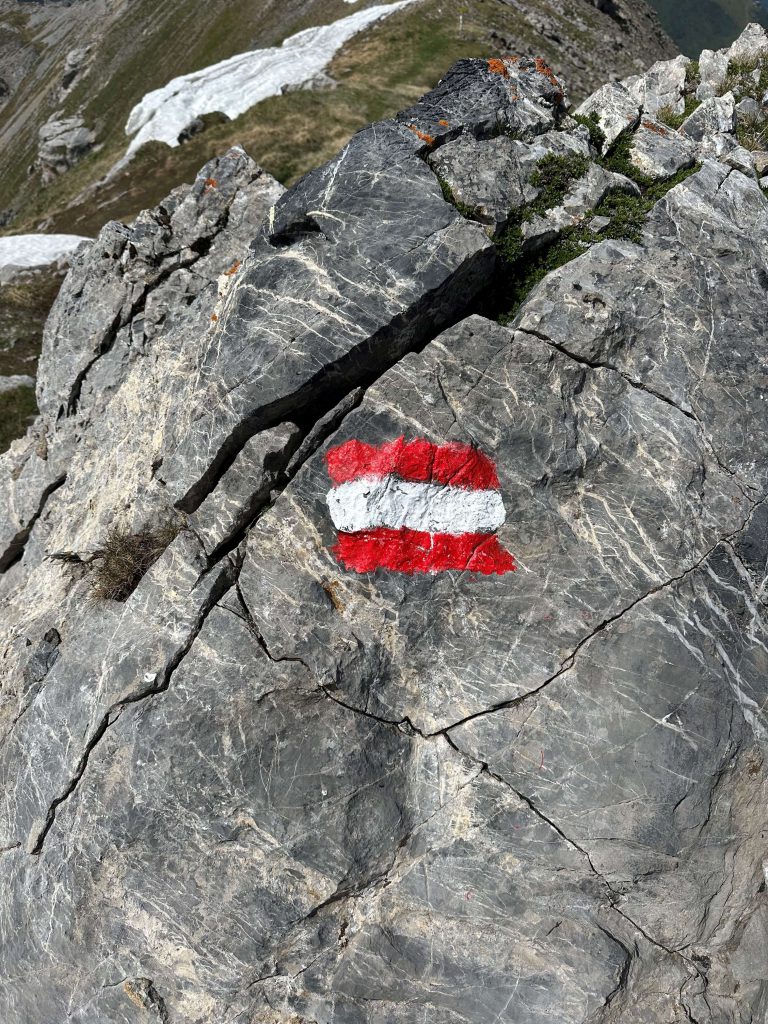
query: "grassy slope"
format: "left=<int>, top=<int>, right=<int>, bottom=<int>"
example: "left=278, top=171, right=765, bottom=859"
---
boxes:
left=0, top=0, right=362, bottom=228
left=17, top=0, right=617, bottom=235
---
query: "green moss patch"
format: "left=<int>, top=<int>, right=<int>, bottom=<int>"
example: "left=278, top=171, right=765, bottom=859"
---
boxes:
left=571, top=111, right=606, bottom=153
left=722, top=55, right=768, bottom=100
left=657, top=95, right=701, bottom=130
left=493, top=138, right=700, bottom=322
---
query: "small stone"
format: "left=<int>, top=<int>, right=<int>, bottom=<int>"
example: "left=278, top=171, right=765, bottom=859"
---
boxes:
left=36, top=114, right=96, bottom=183
left=753, top=151, right=768, bottom=176
left=736, top=97, right=761, bottom=118
left=0, top=375, right=35, bottom=395
left=588, top=215, right=611, bottom=233
left=722, top=144, right=758, bottom=176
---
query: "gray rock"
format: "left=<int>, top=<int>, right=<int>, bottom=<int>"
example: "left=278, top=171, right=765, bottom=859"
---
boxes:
left=737, top=96, right=762, bottom=118
left=680, top=92, right=737, bottom=142
left=1, top=45, right=768, bottom=1024
left=753, top=150, right=768, bottom=176
left=629, top=118, right=697, bottom=179
left=157, top=54, right=567, bottom=510
left=727, top=22, right=768, bottom=63
left=36, top=114, right=96, bottom=183
left=721, top=143, right=758, bottom=176
left=587, top=214, right=611, bottom=232
left=59, top=46, right=90, bottom=97
left=697, top=48, right=730, bottom=100
left=517, top=160, right=768, bottom=488
left=574, top=80, right=639, bottom=151
left=624, top=54, right=690, bottom=118
left=428, top=128, right=590, bottom=232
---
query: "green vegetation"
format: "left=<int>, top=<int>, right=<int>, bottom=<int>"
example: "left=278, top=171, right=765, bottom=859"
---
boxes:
left=493, top=135, right=700, bottom=322
left=722, top=55, right=768, bottom=100
left=436, top=176, right=481, bottom=219
left=0, top=272, right=63, bottom=377
left=0, top=385, right=36, bottom=454
left=572, top=111, right=607, bottom=153
left=493, top=152, right=591, bottom=265
left=736, top=113, right=768, bottom=151
left=88, top=520, right=180, bottom=602
left=656, top=95, right=701, bottom=129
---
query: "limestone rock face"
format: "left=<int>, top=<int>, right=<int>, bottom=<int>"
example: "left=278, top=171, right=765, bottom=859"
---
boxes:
left=36, top=113, right=96, bottom=182
left=2, top=34, right=768, bottom=1024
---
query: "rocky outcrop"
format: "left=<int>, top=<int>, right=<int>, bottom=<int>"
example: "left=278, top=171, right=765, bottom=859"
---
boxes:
left=35, top=113, right=96, bottom=183
left=2, top=25, right=768, bottom=1024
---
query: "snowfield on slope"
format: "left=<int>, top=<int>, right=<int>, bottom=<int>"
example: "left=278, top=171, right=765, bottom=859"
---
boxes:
left=124, top=1, right=418, bottom=159
left=0, top=234, right=90, bottom=280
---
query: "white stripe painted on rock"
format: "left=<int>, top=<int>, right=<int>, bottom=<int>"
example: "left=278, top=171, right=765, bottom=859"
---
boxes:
left=327, top=477, right=506, bottom=535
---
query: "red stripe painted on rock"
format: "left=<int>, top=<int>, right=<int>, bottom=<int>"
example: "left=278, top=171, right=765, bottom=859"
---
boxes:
left=333, top=528, right=516, bottom=575
left=326, top=437, right=500, bottom=490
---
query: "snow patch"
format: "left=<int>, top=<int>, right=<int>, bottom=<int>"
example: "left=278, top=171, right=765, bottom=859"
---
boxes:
left=0, top=234, right=90, bottom=277
left=124, top=1, right=417, bottom=159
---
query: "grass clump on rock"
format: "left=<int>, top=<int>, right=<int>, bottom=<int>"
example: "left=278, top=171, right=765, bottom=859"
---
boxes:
left=722, top=56, right=768, bottom=101
left=571, top=111, right=606, bottom=153
left=493, top=135, right=700, bottom=322
left=89, top=520, right=180, bottom=602
left=656, top=95, right=701, bottom=130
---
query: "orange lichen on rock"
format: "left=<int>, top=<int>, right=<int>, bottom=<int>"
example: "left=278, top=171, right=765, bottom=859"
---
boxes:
left=643, top=120, right=669, bottom=136
left=224, top=259, right=241, bottom=277
left=203, top=177, right=218, bottom=192
left=487, top=58, right=510, bottom=78
left=407, top=124, right=435, bottom=146
left=438, top=119, right=450, bottom=127
left=210, top=313, right=219, bottom=323
left=534, top=57, right=562, bottom=92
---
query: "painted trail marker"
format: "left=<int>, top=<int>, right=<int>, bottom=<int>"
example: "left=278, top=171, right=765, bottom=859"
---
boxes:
left=325, top=437, right=516, bottom=575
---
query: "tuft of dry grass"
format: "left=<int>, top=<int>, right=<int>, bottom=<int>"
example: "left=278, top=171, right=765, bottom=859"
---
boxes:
left=89, top=520, right=180, bottom=602
left=736, top=113, right=768, bottom=152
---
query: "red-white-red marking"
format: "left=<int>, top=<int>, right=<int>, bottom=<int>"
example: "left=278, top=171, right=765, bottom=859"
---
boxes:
left=325, top=437, right=516, bottom=575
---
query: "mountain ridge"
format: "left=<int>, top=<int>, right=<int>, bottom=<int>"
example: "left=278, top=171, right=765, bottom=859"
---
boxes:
left=1, top=23, right=768, bottom=1023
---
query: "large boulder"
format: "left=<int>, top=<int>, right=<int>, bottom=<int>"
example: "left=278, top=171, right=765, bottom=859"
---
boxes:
left=35, top=114, right=96, bottom=183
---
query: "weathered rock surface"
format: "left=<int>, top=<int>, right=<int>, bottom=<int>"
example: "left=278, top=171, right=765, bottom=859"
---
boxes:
left=35, top=113, right=96, bottom=183
left=629, top=118, right=697, bottom=178
left=574, top=80, right=640, bottom=150
left=1, top=32, right=768, bottom=1024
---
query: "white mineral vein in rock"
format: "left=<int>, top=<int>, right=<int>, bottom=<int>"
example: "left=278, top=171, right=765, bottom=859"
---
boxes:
left=0, top=234, right=90, bottom=273
left=327, top=478, right=507, bottom=535
left=124, top=1, right=417, bottom=158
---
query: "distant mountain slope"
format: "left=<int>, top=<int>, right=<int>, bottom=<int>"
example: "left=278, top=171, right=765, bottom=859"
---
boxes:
left=0, top=0, right=676, bottom=236
left=649, top=0, right=768, bottom=54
